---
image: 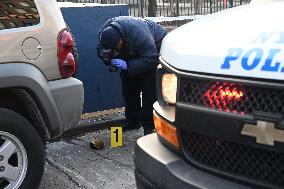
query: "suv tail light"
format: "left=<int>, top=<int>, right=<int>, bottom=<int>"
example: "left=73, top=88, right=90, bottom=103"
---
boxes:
left=57, top=30, right=76, bottom=79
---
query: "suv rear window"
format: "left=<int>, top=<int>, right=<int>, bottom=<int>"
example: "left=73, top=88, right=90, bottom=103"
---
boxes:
left=0, top=0, right=40, bottom=30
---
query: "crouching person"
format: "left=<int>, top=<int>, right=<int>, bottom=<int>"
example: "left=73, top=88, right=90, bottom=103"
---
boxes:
left=97, top=16, right=167, bottom=135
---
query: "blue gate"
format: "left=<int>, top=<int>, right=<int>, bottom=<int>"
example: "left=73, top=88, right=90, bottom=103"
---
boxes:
left=60, top=4, right=129, bottom=113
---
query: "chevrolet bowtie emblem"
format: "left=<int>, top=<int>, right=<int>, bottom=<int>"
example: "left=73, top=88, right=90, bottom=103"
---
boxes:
left=241, top=121, right=284, bottom=146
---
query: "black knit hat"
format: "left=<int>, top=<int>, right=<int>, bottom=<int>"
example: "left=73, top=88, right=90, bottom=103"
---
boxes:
left=100, top=26, right=122, bottom=50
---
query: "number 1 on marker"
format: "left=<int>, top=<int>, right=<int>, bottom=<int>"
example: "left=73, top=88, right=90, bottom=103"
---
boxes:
left=111, top=127, right=123, bottom=147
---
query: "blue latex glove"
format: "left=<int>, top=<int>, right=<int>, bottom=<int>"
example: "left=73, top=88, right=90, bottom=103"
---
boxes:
left=111, top=59, right=128, bottom=70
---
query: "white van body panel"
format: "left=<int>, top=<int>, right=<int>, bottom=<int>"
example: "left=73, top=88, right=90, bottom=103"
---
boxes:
left=160, top=1, right=284, bottom=81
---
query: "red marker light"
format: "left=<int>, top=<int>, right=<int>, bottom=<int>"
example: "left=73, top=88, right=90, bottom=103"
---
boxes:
left=204, top=82, right=245, bottom=114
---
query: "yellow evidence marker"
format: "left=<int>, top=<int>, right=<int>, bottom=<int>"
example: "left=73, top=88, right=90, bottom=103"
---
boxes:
left=111, top=127, right=123, bottom=147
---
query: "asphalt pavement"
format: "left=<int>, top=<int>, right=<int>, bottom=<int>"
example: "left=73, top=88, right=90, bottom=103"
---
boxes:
left=39, top=128, right=143, bottom=189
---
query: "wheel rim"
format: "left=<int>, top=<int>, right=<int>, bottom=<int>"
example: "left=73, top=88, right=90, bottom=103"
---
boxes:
left=0, top=132, right=28, bottom=189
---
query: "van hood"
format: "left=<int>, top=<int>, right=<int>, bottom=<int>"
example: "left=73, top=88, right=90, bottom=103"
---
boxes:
left=160, top=2, right=284, bottom=81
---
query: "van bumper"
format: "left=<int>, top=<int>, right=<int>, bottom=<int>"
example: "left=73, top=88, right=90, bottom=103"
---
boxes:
left=134, top=134, right=252, bottom=189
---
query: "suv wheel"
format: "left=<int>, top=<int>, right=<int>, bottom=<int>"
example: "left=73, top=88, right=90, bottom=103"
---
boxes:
left=0, top=109, right=44, bottom=189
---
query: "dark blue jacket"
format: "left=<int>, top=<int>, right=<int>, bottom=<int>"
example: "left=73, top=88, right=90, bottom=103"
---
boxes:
left=98, top=16, right=167, bottom=76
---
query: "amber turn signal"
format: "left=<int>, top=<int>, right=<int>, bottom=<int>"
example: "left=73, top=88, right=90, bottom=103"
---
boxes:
left=153, top=111, right=180, bottom=149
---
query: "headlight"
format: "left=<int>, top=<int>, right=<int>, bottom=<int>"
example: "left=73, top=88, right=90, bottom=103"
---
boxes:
left=162, top=73, right=177, bottom=104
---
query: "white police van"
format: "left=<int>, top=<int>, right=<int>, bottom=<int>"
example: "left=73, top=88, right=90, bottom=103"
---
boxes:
left=134, top=0, right=284, bottom=188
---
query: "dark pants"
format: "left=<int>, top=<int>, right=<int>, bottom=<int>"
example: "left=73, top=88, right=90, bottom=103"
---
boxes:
left=121, top=69, right=156, bottom=130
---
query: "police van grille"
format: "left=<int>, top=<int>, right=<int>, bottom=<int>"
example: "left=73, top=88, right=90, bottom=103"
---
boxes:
left=181, top=131, right=284, bottom=188
left=179, top=78, right=284, bottom=114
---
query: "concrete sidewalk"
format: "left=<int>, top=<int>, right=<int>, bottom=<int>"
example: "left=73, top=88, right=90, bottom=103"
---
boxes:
left=40, top=128, right=143, bottom=189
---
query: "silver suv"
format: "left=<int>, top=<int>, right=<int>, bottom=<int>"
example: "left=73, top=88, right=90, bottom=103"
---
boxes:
left=0, top=0, right=84, bottom=188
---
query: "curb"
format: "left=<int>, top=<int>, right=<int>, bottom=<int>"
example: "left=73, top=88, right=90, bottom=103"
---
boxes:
left=59, top=116, right=126, bottom=139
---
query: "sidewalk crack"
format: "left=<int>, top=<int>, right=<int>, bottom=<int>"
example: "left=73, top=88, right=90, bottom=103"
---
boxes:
left=45, top=157, right=91, bottom=189
left=65, top=139, right=134, bottom=170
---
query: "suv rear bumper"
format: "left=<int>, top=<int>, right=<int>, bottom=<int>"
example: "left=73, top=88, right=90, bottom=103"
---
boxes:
left=48, top=77, right=84, bottom=133
left=134, top=134, right=252, bottom=189
left=0, top=63, right=84, bottom=138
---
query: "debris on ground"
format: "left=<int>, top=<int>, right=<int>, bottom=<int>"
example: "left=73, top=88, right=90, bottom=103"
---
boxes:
left=89, top=135, right=105, bottom=150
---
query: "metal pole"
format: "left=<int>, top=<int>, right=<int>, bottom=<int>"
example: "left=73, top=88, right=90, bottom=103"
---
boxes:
left=229, top=0, right=233, bottom=8
left=138, top=0, right=144, bottom=17
left=210, top=0, right=212, bottom=14
left=176, top=0, right=179, bottom=17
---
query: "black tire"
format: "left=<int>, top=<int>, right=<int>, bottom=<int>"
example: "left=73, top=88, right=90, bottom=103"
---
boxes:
left=0, top=108, right=45, bottom=189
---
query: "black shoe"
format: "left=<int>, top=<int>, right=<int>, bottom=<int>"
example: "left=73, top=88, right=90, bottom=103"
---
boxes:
left=143, top=128, right=155, bottom=136
left=121, top=120, right=141, bottom=132
left=123, top=125, right=141, bottom=132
